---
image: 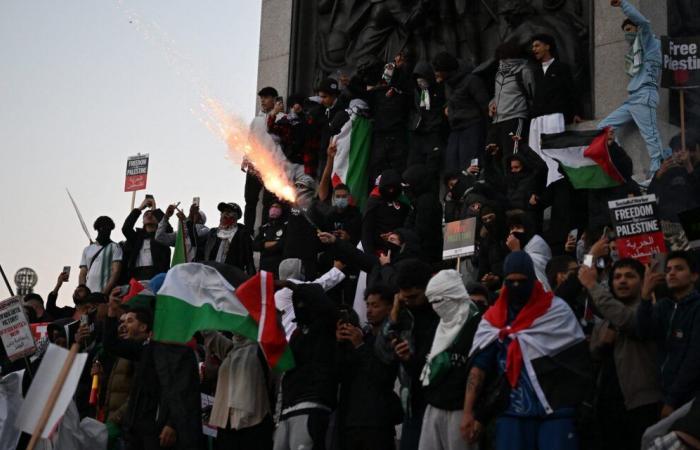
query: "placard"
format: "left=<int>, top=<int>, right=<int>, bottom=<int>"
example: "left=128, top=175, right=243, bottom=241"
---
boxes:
left=124, top=154, right=149, bottom=192
left=661, top=36, right=700, bottom=89
left=0, top=296, right=36, bottom=361
left=443, top=218, right=477, bottom=260
left=608, top=194, right=666, bottom=263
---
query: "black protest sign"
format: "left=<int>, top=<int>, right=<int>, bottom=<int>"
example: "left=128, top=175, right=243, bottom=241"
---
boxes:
left=661, top=36, right=700, bottom=89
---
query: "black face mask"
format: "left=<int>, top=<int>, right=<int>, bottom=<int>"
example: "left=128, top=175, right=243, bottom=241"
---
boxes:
left=379, top=185, right=400, bottom=201
left=511, top=231, right=528, bottom=246
left=385, top=241, right=403, bottom=254
left=505, top=278, right=534, bottom=309
left=96, top=229, right=112, bottom=246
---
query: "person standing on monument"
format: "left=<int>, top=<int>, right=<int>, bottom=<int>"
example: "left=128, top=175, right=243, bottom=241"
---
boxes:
left=527, top=33, right=581, bottom=253
left=598, top=0, right=663, bottom=178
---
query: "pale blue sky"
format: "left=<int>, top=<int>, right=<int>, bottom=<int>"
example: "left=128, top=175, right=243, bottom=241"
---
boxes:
left=0, top=1, right=263, bottom=303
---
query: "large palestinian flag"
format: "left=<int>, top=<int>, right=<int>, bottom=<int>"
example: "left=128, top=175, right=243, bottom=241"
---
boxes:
left=540, top=128, right=625, bottom=189
left=331, top=100, right=372, bottom=211
left=154, top=263, right=294, bottom=372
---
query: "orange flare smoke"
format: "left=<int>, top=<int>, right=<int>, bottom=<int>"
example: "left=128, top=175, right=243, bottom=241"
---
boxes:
left=203, top=98, right=297, bottom=203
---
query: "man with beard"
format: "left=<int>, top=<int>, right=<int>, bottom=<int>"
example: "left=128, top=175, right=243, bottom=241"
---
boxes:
left=46, top=269, right=91, bottom=319
left=637, top=251, right=700, bottom=419
left=462, top=252, right=590, bottom=449
left=80, top=215, right=122, bottom=294
left=579, top=258, right=662, bottom=450
left=122, top=197, right=171, bottom=281
left=202, top=202, right=255, bottom=275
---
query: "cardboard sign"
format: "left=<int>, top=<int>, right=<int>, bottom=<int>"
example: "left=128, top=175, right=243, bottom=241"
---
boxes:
left=124, top=154, right=149, bottom=192
left=443, top=218, right=476, bottom=260
left=679, top=207, right=700, bottom=249
left=0, top=296, right=36, bottom=361
left=609, top=194, right=666, bottom=263
left=661, top=36, right=700, bottom=89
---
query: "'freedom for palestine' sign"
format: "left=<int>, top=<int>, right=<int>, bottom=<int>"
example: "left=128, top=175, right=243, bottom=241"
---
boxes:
left=661, top=36, right=700, bottom=89
left=124, top=154, right=149, bottom=192
left=608, top=194, right=666, bottom=264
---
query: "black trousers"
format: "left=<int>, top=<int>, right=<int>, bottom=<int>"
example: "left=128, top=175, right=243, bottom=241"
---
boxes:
left=243, top=172, right=276, bottom=234
left=341, top=427, right=396, bottom=450
left=486, top=117, right=530, bottom=158
left=214, top=415, right=273, bottom=450
left=368, top=130, right=408, bottom=186
left=597, top=401, right=659, bottom=450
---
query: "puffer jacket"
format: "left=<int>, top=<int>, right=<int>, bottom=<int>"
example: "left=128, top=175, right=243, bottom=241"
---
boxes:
left=492, top=58, right=530, bottom=123
left=104, top=357, right=134, bottom=425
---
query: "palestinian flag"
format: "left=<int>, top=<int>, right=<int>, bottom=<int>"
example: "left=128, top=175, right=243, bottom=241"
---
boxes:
left=171, top=219, right=187, bottom=267
left=154, top=263, right=294, bottom=372
left=540, top=128, right=625, bottom=189
left=122, top=278, right=155, bottom=310
left=331, top=100, right=372, bottom=211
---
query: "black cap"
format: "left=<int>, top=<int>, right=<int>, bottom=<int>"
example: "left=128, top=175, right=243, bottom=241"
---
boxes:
left=317, top=78, right=340, bottom=95
left=217, top=202, right=242, bottom=218
left=94, top=216, right=115, bottom=231
left=432, top=52, right=459, bottom=72
left=257, top=86, right=279, bottom=98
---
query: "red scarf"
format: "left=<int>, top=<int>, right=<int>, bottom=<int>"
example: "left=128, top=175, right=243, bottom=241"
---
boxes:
left=483, top=281, right=553, bottom=387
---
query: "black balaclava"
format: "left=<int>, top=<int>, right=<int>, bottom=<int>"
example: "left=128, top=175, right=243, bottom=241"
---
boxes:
left=503, top=251, right=536, bottom=310
left=378, top=169, right=402, bottom=202
left=93, top=216, right=115, bottom=246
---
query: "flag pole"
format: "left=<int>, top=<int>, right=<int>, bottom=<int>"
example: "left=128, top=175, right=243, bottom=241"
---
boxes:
left=680, top=89, right=686, bottom=155
left=0, top=262, right=14, bottom=296
left=130, top=191, right=136, bottom=211
left=26, top=343, right=80, bottom=450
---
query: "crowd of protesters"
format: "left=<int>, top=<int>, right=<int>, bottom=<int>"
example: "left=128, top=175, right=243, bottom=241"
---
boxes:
left=4, top=1, right=700, bottom=449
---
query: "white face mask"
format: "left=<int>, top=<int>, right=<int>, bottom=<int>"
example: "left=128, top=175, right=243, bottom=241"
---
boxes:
left=431, top=298, right=460, bottom=322
left=217, top=227, right=236, bottom=240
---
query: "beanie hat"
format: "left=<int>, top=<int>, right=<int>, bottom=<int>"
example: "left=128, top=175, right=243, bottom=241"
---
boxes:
left=503, top=251, right=536, bottom=280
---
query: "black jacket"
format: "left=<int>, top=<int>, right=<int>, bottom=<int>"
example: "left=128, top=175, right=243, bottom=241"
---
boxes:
left=637, top=291, right=700, bottom=408
left=122, top=209, right=171, bottom=278
left=103, top=317, right=202, bottom=449
left=387, top=303, right=440, bottom=414
left=202, top=225, right=255, bottom=276
left=323, top=205, right=362, bottom=246
left=253, top=219, right=287, bottom=274
left=337, top=329, right=402, bottom=429
left=443, top=62, right=490, bottom=130
left=403, top=165, right=443, bottom=262
left=410, top=61, right=447, bottom=134
left=361, top=170, right=410, bottom=255
left=281, top=284, right=338, bottom=411
left=648, top=165, right=700, bottom=222
left=530, top=59, right=578, bottom=122
left=365, top=66, right=412, bottom=133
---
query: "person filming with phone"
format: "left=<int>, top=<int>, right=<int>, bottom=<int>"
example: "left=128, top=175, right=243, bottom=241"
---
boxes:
left=122, top=195, right=171, bottom=281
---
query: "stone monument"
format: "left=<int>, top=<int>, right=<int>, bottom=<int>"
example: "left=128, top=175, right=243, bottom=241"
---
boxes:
left=257, top=0, right=687, bottom=177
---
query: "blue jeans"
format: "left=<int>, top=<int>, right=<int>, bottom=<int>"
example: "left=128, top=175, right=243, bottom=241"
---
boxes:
left=495, top=412, right=578, bottom=450
left=598, top=89, right=663, bottom=174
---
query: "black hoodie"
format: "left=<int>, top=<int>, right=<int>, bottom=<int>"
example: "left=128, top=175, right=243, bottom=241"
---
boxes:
left=362, top=170, right=409, bottom=255
left=403, top=165, right=443, bottom=262
left=443, top=62, right=490, bottom=130
left=411, top=61, right=447, bottom=133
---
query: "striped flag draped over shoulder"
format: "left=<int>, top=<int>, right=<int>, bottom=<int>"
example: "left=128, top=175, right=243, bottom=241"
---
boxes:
left=540, top=127, right=625, bottom=189
left=154, top=263, right=294, bottom=372
left=331, top=99, right=372, bottom=211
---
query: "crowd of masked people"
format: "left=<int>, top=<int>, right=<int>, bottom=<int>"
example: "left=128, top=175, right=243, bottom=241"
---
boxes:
left=4, top=31, right=700, bottom=450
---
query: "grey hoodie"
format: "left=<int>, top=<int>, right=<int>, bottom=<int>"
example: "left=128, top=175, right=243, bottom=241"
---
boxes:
left=491, top=58, right=532, bottom=123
